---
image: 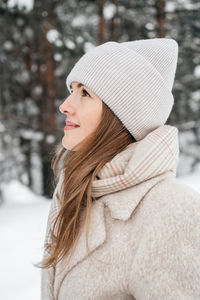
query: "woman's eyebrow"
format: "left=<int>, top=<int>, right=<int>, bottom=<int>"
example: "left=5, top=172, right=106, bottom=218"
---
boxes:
left=70, top=83, right=84, bottom=89
left=69, top=83, right=92, bottom=97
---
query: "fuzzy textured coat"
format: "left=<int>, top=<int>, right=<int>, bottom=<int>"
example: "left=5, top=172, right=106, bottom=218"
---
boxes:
left=41, top=125, right=200, bottom=300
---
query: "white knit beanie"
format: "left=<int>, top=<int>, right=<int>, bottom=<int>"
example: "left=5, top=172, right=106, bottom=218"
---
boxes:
left=66, top=38, right=178, bottom=141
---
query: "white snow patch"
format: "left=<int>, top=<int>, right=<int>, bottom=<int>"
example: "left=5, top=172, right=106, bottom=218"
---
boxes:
left=24, top=27, right=34, bottom=39
left=192, top=90, right=200, bottom=102
left=76, top=36, right=84, bottom=43
left=33, top=85, right=43, bottom=96
left=72, top=15, right=87, bottom=28
left=25, top=98, right=39, bottom=116
left=55, top=39, right=63, bottom=47
left=46, top=29, right=60, bottom=43
left=64, top=38, right=76, bottom=50
left=0, top=121, right=5, bottom=132
left=7, top=0, right=34, bottom=12
left=30, top=148, right=43, bottom=195
left=165, top=1, right=176, bottom=12
left=46, top=135, right=55, bottom=144
left=145, top=23, right=155, bottom=30
left=54, top=53, right=62, bottom=61
left=0, top=195, right=50, bottom=300
left=84, top=42, right=95, bottom=53
left=19, top=129, right=44, bottom=141
left=3, top=41, right=14, bottom=51
left=3, top=134, right=12, bottom=143
left=103, top=3, right=117, bottom=20
left=194, top=65, right=200, bottom=78
left=1, top=180, right=42, bottom=204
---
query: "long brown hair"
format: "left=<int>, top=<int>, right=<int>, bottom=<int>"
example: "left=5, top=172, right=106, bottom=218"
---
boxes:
left=37, top=102, right=136, bottom=269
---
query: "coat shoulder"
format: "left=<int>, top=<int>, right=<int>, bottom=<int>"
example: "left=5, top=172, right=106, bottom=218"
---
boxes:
left=145, top=176, right=200, bottom=215
left=127, top=178, right=200, bottom=299
left=125, top=176, right=200, bottom=246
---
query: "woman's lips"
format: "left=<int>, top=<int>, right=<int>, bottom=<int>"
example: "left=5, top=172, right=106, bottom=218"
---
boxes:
left=64, top=125, right=79, bottom=131
left=64, top=120, right=80, bottom=131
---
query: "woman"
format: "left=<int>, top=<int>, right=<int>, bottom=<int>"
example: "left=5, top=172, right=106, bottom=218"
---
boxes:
left=39, top=38, right=200, bottom=300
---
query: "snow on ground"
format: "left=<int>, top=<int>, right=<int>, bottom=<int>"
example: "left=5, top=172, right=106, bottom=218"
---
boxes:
left=0, top=181, right=51, bottom=300
left=0, top=172, right=200, bottom=300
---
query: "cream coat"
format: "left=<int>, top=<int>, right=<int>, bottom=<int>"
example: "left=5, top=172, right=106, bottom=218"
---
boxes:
left=41, top=125, right=200, bottom=300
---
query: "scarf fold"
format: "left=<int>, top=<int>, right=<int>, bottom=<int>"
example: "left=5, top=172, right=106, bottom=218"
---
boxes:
left=92, top=124, right=179, bottom=197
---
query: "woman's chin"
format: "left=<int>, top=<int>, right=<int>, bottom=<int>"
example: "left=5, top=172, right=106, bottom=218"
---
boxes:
left=62, top=134, right=84, bottom=151
left=62, top=139, right=78, bottom=151
left=62, top=137, right=72, bottom=150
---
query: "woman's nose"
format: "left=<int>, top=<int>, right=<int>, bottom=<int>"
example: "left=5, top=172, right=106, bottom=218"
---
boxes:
left=59, top=96, right=75, bottom=115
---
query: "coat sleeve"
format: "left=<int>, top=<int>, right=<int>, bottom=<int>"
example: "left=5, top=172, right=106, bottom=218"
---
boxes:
left=40, top=194, right=56, bottom=300
left=41, top=265, right=55, bottom=300
left=40, top=171, right=64, bottom=300
left=128, top=188, right=200, bottom=300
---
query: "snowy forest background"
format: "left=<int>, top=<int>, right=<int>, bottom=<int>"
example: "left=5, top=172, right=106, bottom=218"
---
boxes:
left=0, top=0, right=200, bottom=199
left=0, top=0, right=200, bottom=299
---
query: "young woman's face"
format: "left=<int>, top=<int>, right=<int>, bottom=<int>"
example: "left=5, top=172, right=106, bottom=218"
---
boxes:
left=59, top=81, right=103, bottom=150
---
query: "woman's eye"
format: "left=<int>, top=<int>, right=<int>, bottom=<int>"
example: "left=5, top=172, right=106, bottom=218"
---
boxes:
left=70, top=88, right=90, bottom=97
left=81, top=88, right=90, bottom=97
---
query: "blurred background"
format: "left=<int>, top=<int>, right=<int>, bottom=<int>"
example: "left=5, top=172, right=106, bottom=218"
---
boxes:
left=0, top=0, right=200, bottom=299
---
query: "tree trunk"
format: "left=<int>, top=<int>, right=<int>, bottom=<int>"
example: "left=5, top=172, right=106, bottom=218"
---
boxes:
left=98, top=0, right=105, bottom=45
left=41, top=139, right=54, bottom=197
left=42, top=20, right=56, bottom=134
left=110, top=0, right=117, bottom=41
left=155, top=0, right=166, bottom=37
